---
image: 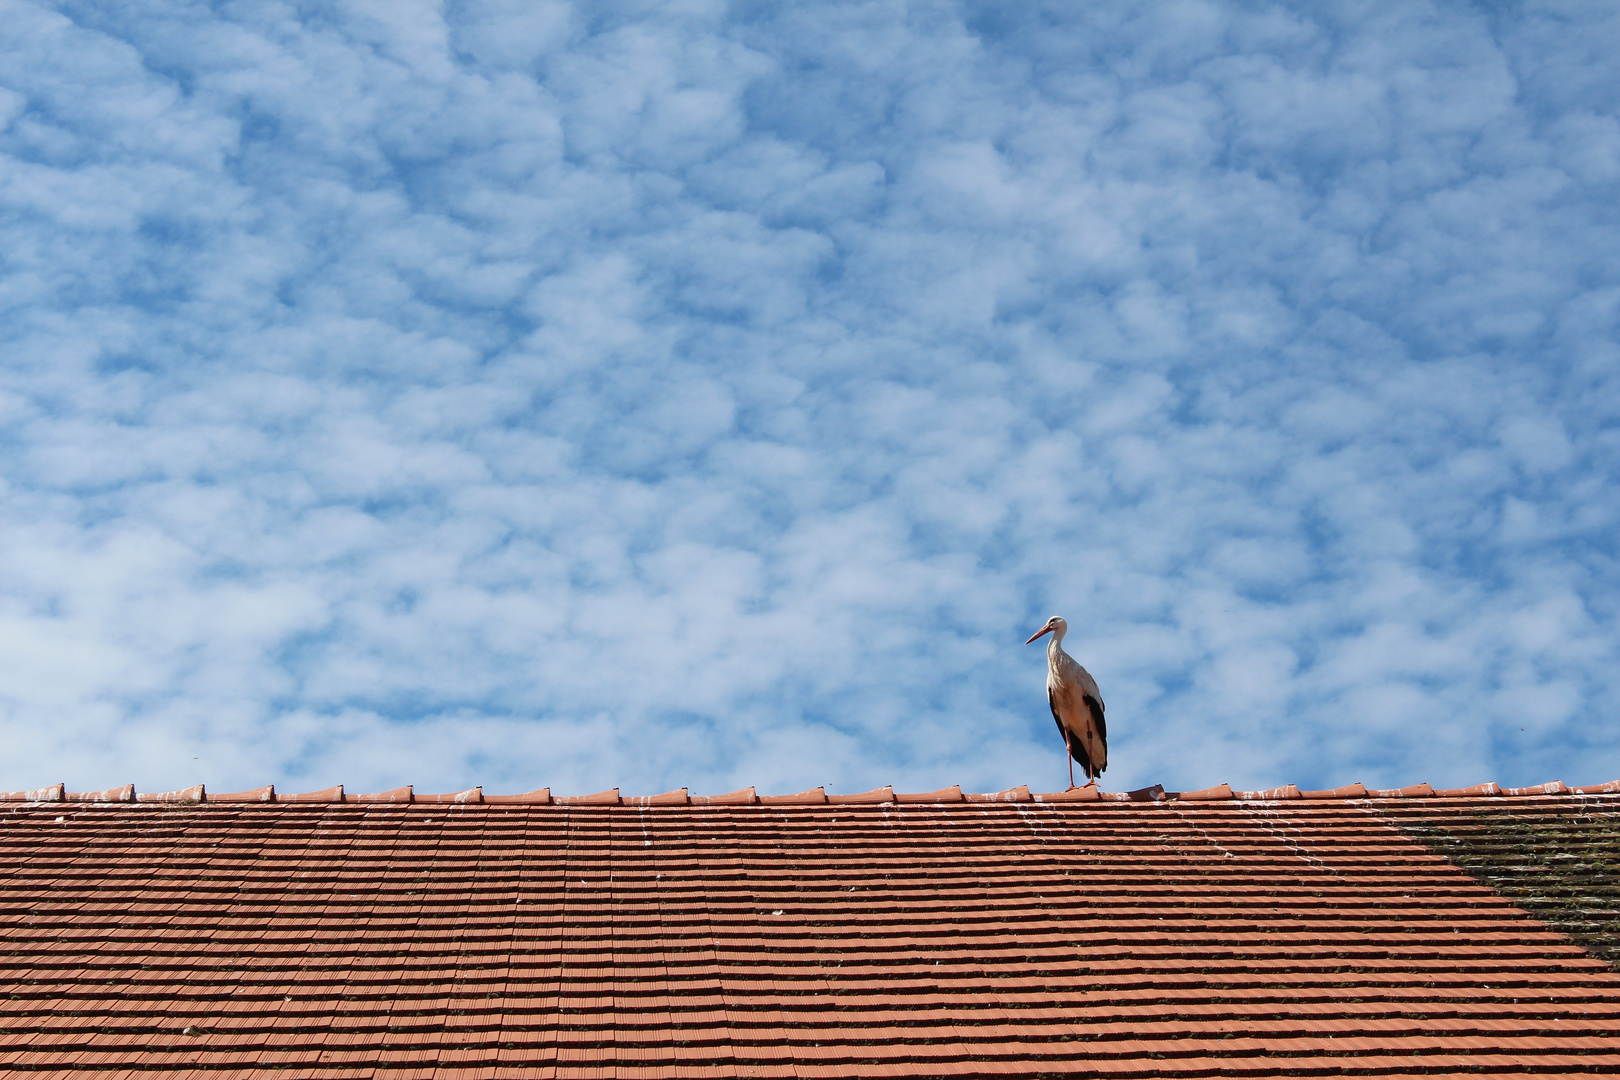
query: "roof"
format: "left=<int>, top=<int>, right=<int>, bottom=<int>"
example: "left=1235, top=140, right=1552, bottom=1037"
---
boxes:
left=3, top=782, right=1620, bottom=1078
left=7, top=775, right=1618, bottom=805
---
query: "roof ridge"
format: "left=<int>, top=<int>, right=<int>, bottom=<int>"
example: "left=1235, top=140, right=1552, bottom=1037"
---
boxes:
left=4, top=777, right=1615, bottom=805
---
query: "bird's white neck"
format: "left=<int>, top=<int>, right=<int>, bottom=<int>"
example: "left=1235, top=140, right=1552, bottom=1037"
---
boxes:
left=1046, top=625, right=1067, bottom=660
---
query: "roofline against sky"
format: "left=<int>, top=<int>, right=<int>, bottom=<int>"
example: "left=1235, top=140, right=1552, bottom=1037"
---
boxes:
left=5, top=778, right=1615, bottom=806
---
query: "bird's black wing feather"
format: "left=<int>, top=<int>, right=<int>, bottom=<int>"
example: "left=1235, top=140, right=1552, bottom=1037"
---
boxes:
left=1085, top=694, right=1107, bottom=744
left=1084, top=694, right=1107, bottom=777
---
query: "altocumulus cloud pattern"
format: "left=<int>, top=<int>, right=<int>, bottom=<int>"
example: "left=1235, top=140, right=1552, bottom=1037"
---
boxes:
left=1, top=1, right=1617, bottom=799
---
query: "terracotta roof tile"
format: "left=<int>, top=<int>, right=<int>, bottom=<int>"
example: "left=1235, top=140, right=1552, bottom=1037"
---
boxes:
left=964, top=784, right=1031, bottom=802
left=759, top=786, right=826, bottom=805
left=1099, top=783, right=1167, bottom=802
left=1175, top=782, right=1232, bottom=801
left=690, top=787, right=760, bottom=806
left=625, top=788, right=690, bottom=807
left=1504, top=780, right=1571, bottom=796
left=482, top=787, right=551, bottom=805
left=279, top=785, right=343, bottom=803
left=1578, top=779, right=1620, bottom=795
left=210, top=785, right=276, bottom=803
left=827, top=785, right=894, bottom=804
left=4, top=782, right=1620, bottom=1075
left=0, top=783, right=64, bottom=802
left=64, top=784, right=135, bottom=803
left=133, top=784, right=205, bottom=803
left=1032, top=784, right=1098, bottom=802
left=351, top=785, right=415, bottom=803
left=1300, top=782, right=1368, bottom=798
left=1431, top=781, right=1501, bottom=797
left=1237, top=783, right=1302, bottom=800
left=1370, top=782, right=1436, bottom=798
left=894, top=784, right=963, bottom=803
left=553, top=789, right=620, bottom=806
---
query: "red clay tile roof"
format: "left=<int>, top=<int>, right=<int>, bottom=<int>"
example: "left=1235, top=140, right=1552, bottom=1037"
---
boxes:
left=2, top=781, right=1619, bottom=1077
left=10, top=778, right=1620, bottom=805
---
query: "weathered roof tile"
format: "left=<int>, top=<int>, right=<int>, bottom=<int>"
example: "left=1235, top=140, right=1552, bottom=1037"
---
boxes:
left=1371, top=782, right=1435, bottom=798
left=964, top=784, right=1031, bottom=803
left=0, top=783, right=63, bottom=802
left=350, top=785, right=413, bottom=803
left=827, top=785, right=893, bottom=804
left=552, top=788, right=620, bottom=806
left=1300, top=782, right=1368, bottom=798
left=209, top=785, right=275, bottom=803
left=64, top=784, right=134, bottom=803
left=760, top=786, right=826, bottom=805
left=134, top=784, right=203, bottom=803
left=414, top=787, right=483, bottom=804
left=894, top=784, right=963, bottom=803
left=279, top=785, right=343, bottom=803
left=482, top=787, right=550, bottom=805
left=1435, top=781, right=1503, bottom=797
left=5, top=778, right=1620, bottom=1075
left=1504, top=780, right=1570, bottom=796
left=1177, top=782, right=1233, bottom=800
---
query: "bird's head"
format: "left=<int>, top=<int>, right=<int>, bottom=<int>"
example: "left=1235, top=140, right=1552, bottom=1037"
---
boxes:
left=1025, top=615, right=1067, bottom=645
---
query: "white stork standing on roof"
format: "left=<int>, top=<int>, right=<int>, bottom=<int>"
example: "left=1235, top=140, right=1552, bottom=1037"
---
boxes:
left=1026, top=616, right=1107, bottom=789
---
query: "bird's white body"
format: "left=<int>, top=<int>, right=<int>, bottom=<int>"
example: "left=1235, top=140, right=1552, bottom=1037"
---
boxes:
left=1026, top=616, right=1107, bottom=785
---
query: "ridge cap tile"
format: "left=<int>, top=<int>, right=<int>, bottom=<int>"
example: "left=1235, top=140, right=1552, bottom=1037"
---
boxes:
left=1503, top=780, right=1570, bottom=796
left=1300, top=781, right=1368, bottom=799
left=1034, top=785, right=1100, bottom=802
left=760, top=786, right=827, bottom=805
left=1433, top=781, right=1503, bottom=797
left=827, top=785, right=894, bottom=805
left=626, top=788, right=689, bottom=807
left=965, top=784, right=1032, bottom=803
left=415, top=786, right=483, bottom=804
left=279, top=784, right=343, bottom=803
left=554, top=788, right=620, bottom=805
left=1177, top=782, right=1234, bottom=801
left=0, top=782, right=64, bottom=802
left=894, top=784, right=963, bottom=803
left=350, top=785, right=413, bottom=804
left=207, top=784, right=274, bottom=802
left=22, top=776, right=1599, bottom=811
left=1235, top=784, right=1302, bottom=800
left=135, top=784, right=204, bottom=804
left=483, top=787, right=551, bottom=804
left=690, top=786, right=756, bottom=805
left=63, top=784, right=135, bottom=803
left=1369, top=781, right=1435, bottom=798
left=1100, top=783, right=1166, bottom=802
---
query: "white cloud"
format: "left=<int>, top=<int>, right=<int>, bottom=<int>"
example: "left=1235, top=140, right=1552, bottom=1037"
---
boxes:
left=0, top=0, right=1615, bottom=800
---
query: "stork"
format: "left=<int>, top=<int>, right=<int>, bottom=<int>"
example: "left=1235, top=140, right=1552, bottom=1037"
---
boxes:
left=1025, top=615, right=1107, bottom=789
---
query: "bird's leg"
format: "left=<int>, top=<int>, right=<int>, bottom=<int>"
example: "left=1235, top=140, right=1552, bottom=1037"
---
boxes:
left=1067, top=750, right=1075, bottom=791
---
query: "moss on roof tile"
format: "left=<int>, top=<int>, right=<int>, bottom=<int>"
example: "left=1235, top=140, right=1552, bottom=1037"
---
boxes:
left=1400, top=802, right=1620, bottom=966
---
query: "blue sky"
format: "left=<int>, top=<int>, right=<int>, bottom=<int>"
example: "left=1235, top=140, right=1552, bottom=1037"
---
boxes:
left=1, top=0, right=1617, bottom=798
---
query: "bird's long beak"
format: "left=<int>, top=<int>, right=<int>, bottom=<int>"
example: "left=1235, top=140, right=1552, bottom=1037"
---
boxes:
left=1025, top=626, right=1052, bottom=645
